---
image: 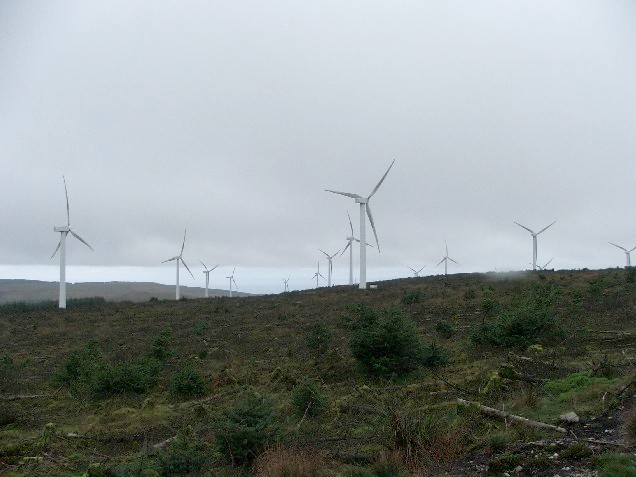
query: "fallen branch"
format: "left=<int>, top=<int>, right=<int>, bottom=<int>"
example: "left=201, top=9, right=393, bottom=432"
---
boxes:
left=457, top=398, right=566, bottom=433
left=0, top=394, right=48, bottom=401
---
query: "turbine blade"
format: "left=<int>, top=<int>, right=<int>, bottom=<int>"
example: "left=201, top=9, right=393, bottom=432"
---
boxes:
left=448, top=257, right=460, bottom=265
left=325, top=189, right=362, bottom=200
left=436, top=257, right=445, bottom=267
left=347, top=211, right=354, bottom=235
left=232, top=267, right=235, bottom=276
left=340, top=242, right=351, bottom=256
left=445, top=241, right=448, bottom=256
left=514, top=222, right=534, bottom=234
left=180, top=230, right=187, bottom=256
left=418, top=266, right=425, bottom=273
left=211, top=264, right=219, bottom=271
left=181, top=258, right=195, bottom=279
left=368, top=158, right=395, bottom=199
left=544, top=258, right=553, bottom=267
left=330, top=249, right=340, bottom=258
left=199, top=259, right=208, bottom=270
left=70, top=230, right=94, bottom=251
left=51, top=238, right=62, bottom=259
left=318, top=248, right=330, bottom=258
left=407, top=266, right=416, bottom=273
left=162, top=256, right=179, bottom=263
left=609, top=242, right=627, bottom=252
left=537, top=221, right=556, bottom=235
left=232, top=277, right=238, bottom=289
left=366, top=203, right=380, bottom=252
left=629, top=246, right=636, bottom=253
left=63, top=175, right=70, bottom=226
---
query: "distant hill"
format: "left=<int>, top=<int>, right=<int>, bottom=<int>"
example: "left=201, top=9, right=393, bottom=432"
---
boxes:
left=0, top=279, right=252, bottom=303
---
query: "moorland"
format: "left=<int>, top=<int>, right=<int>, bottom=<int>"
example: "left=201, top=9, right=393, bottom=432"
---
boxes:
left=1, top=268, right=635, bottom=476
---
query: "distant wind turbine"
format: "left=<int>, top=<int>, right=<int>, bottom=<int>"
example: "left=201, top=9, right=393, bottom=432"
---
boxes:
left=283, top=275, right=290, bottom=292
left=407, top=265, right=426, bottom=277
left=226, top=268, right=238, bottom=297
left=311, top=262, right=325, bottom=289
left=340, top=211, right=373, bottom=286
left=51, top=176, right=94, bottom=309
left=162, top=230, right=194, bottom=300
left=436, top=242, right=459, bottom=276
left=535, top=258, right=553, bottom=271
left=319, top=248, right=340, bottom=287
left=326, top=159, right=395, bottom=289
left=514, top=221, right=556, bottom=271
left=609, top=242, right=636, bottom=268
left=199, top=260, right=219, bottom=298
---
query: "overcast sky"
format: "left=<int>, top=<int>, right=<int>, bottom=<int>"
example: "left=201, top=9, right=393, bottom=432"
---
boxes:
left=1, top=1, right=635, bottom=295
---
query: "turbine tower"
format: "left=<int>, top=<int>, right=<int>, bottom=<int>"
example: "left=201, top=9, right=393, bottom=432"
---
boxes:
left=319, top=248, right=340, bottom=287
left=609, top=242, right=636, bottom=268
left=407, top=265, right=426, bottom=277
left=436, top=242, right=459, bottom=276
left=162, top=230, right=194, bottom=300
left=283, top=275, right=290, bottom=292
left=51, top=176, right=94, bottom=309
left=311, top=262, right=325, bottom=289
left=340, top=211, right=373, bottom=286
left=514, top=221, right=556, bottom=271
left=199, top=260, right=219, bottom=298
left=326, top=159, right=395, bottom=289
left=226, top=268, right=238, bottom=297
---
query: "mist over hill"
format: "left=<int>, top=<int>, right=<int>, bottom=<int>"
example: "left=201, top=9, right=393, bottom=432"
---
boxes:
left=0, top=279, right=252, bottom=303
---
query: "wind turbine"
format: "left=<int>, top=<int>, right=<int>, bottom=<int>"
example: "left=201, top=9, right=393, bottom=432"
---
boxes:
left=407, top=265, right=426, bottom=277
left=311, top=262, right=325, bottom=289
left=283, top=275, right=290, bottom=292
left=514, top=221, right=556, bottom=271
left=535, top=258, right=553, bottom=271
left=340, top=211, right=374, bottom=286
left=51, top=176, right=94, bottom=309
left=162, top=230, right=194, bottom=300
left=436, top=242, right=459, bottom=276
left=199, top=260, right=219, bottom=298
left=609, top=242, right=636, bottom=267
left=226, top=268, right=238, bottom=297
left=326, top=159, right=395, bottom=289
left=319, top=248, right=340, bottom=287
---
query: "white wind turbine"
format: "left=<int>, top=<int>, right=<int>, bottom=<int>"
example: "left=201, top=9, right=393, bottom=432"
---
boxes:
left=609, top=242, right=636, bottom=268
left=326, top=159, right=395, bottom=289
left=535, top=258, right=553, bottom=271
left=162, top=230, right=194, bottom=300
left=226, top=268, right=238, bottom=297
left=311, top=262, right=325, bottom=289
left=514, top=221, right=556, bottom=271
left=437, top=242, right=459, bottom=276
left=319, top=248, right=340, bottom=287
left=340, top=211, right=373, bottom=286
left=199, top=260, right=219, bottom=298
left=407, top=265, right=426, bottom=277
left=51, top=176, right=94, bottom=309
left=283, top=275, right=290, bottom=292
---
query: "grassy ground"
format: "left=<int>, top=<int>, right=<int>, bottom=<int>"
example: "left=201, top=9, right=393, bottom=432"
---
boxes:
left=1, top=268, right=635, bottom=476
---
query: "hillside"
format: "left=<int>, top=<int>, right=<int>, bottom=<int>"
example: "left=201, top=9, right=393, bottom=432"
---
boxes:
left=1, top=268, right=635, bottom=476
left=0, top=279, right=251, bottom=303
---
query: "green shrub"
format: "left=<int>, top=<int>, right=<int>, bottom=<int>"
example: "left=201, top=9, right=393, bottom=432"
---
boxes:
left=150, top=327, right=174, bottom=361
left=169, top=365, right=207, bottom=398
left=53, top=341, right=108, bottom=397
left=305, top=322, right=332, bottom=355
left=349, top=306, right=425, bottom=377
left=464, top=288, right=477, bottom=300
left=156, top=427, right=208, bottom=476
left=434, top=320, right=455, bottom=339
left=216, top=393, right=280, bottom=466
left=626, top=267, right=636, bottom=284
left=291, top=377, right=327, bottom=417
left=595, top=452, right=636, bottom=477
left=401, top=289, right=421, bottom=305
left=96, top=358, right=161, bottom=395
left=421, top=342, right=449, bottom=368
left=471, top=283, right=563, bottom=348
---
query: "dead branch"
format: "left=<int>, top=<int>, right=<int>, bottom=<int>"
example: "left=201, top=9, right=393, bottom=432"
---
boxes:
left=457, top=398, right=566, bottom=433
left=0, top=394, right=48, bottom=401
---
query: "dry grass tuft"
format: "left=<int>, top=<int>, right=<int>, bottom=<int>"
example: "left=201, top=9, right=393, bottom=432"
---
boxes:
left=253, top=445, right=332, bottom=477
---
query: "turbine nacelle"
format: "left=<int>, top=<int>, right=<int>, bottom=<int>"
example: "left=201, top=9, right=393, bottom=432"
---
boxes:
left=54, top=226, right=70, bottom=233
